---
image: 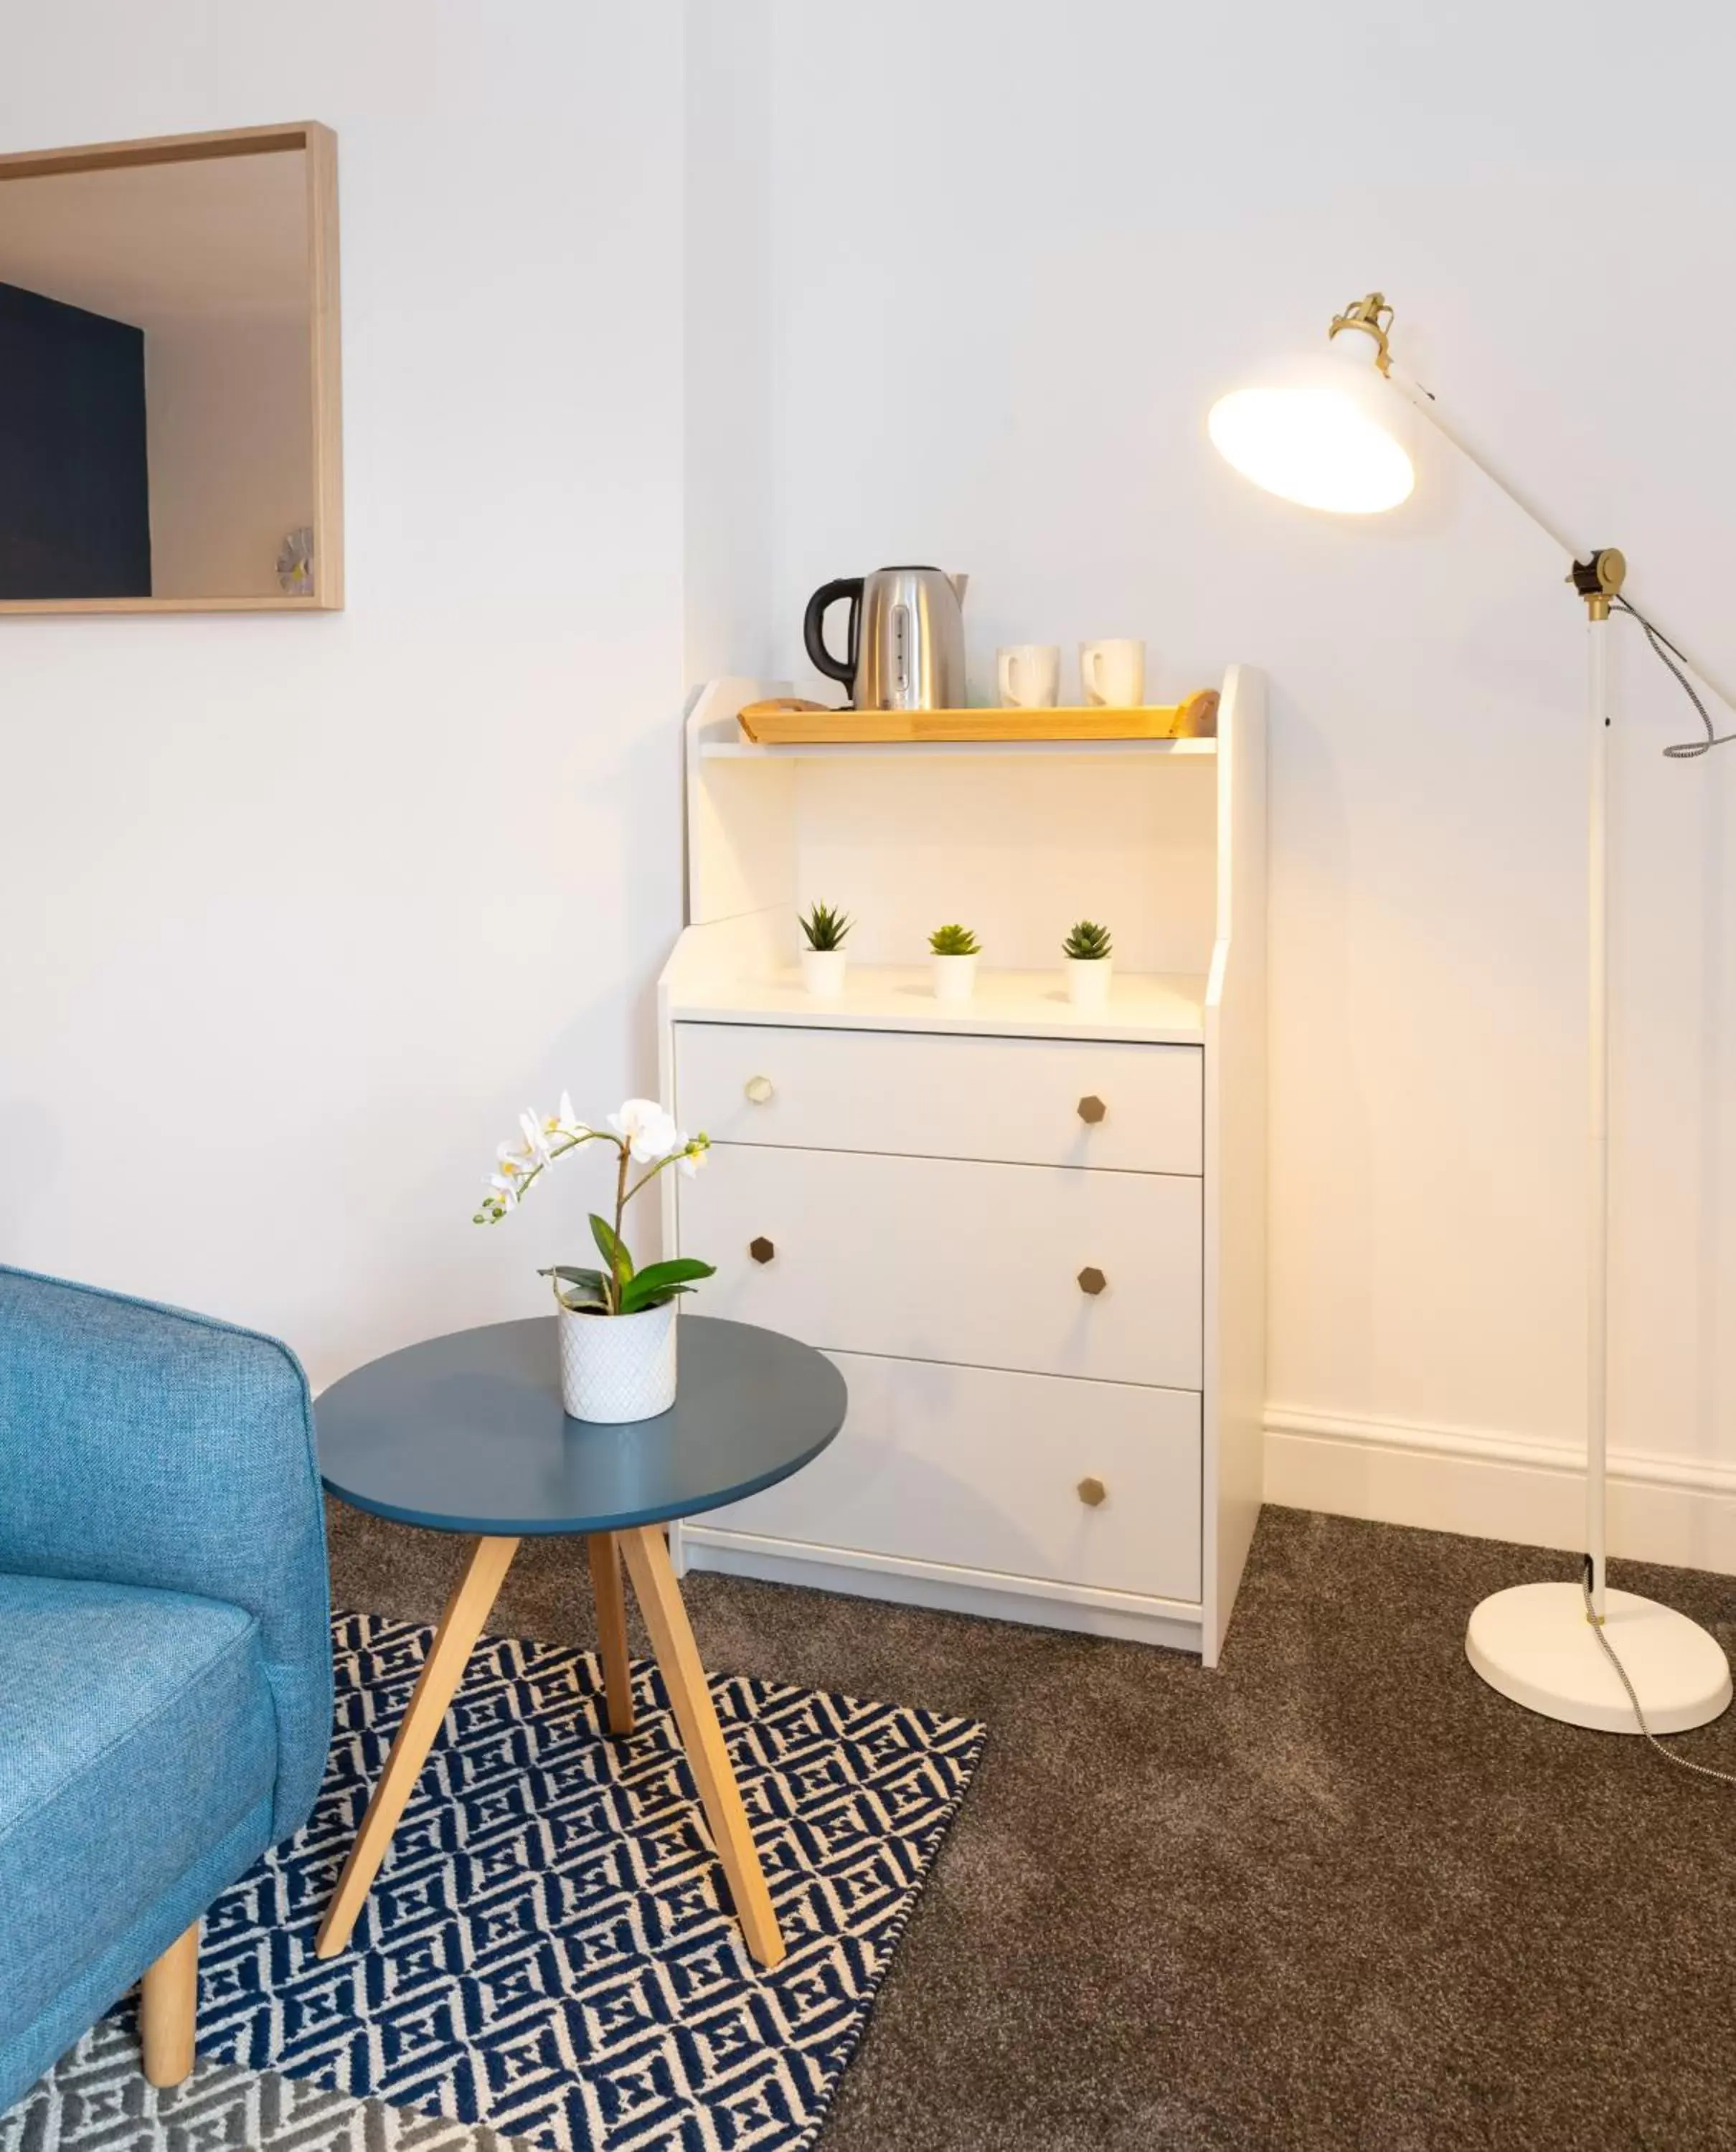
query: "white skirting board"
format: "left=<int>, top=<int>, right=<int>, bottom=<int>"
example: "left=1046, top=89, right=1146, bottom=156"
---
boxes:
left=1265, top=1407, right=1736, bottom=1578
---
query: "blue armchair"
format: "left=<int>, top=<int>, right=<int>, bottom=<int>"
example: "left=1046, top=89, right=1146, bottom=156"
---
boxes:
left=0, top=1266, right=331, bottom=2109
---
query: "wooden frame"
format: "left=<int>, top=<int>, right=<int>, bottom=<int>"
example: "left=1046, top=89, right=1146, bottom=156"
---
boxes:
left=0, top=122, right=343, bottom=614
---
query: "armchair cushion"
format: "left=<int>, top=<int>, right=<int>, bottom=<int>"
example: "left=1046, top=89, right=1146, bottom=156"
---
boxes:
left=0, top=1266, right=331, bottom=1841
left=0, top=1575, right=277, bottom=2092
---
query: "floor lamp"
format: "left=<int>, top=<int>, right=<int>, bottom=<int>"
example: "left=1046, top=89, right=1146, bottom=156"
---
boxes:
left=1210, top=293, right=1734, bottom=1735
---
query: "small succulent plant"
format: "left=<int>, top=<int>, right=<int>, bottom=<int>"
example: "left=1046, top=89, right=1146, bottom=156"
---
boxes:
left=1063, top=919, right=1113, bottom=961
left=798, top=900, right=852, bottom=952
left=930, top=922, right=981, bottom=957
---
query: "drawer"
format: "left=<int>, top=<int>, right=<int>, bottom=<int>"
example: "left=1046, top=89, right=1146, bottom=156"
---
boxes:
left=674, top=1022, right=1202, bottom=1175
left=679, top=1144, right=1202, bottom=1389
left=701, top=1351, right=1202, bottom=1604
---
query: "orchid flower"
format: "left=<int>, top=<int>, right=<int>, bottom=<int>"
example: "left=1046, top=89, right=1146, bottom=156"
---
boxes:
left=473, top=1098, right=715, bottom=1312
left=608, top=1098, right=683, bottom=1165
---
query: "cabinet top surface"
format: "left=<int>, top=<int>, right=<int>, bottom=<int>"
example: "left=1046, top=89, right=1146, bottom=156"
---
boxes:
left=665, top=961, right=1208, bottom=1044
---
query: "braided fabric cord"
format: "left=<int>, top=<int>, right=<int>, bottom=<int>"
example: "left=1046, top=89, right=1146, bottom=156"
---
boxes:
left=1580, top=1568, right=1736, bottom=1785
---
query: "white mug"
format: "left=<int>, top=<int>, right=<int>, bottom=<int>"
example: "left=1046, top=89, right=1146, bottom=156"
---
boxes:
left=1079, top=638, right=1146, bottom=708
left=997, top=643, right=1061, bottom=709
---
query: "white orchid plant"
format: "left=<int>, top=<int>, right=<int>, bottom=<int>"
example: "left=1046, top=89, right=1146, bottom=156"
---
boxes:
left=473, top=1095, right=714, bottom=1317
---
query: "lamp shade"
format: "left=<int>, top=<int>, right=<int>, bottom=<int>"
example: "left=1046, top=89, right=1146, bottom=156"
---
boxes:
left=1207, top=384, right=1414, bottom=515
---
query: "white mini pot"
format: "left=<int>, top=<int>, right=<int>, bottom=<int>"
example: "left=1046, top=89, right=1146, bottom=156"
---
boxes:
left=558, top=1300, right=677, bottom=1422
left=801, top=948, right=848, bottom=998
left=932, top=953, right=978, bottom=1002
left=1066, top=956, right=1113, bottom=1011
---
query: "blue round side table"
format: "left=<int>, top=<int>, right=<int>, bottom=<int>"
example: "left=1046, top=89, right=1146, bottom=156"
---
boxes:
left=313, top=1314, right=846, bottom=1971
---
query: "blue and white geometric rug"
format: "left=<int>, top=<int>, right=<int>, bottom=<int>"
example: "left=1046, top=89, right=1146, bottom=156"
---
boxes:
left=3, top=1612, right=986, bottom=2152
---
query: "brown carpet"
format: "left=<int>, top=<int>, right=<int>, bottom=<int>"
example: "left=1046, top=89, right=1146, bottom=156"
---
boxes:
left=326, top=1501, right=1736, bottom=2151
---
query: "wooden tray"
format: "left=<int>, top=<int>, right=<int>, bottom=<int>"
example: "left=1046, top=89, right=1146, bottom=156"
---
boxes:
left=737, top=689, right=1219, bottom=746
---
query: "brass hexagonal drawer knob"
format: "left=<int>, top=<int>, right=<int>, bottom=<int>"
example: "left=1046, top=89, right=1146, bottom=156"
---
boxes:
left=1077, top=1266, right=1107, bottom=1296
left=744, top=1075, right=775, bottom=1105
left=1077, top=1476, right=1108, bottom=1508
left=748, top=1236, right=776, bottom=1265
left=1077, top=1095, right=1106, bottom=1124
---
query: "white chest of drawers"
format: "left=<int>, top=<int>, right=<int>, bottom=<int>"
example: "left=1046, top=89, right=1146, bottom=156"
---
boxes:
left=657, top=669, right=1267, bottom=1663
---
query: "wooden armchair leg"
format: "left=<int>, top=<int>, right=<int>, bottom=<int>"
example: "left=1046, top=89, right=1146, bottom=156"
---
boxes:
left=140, top=1922, right=199, bottom=2087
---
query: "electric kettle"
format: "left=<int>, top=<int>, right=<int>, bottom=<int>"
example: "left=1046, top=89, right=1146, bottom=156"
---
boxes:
left=803, top=565, right=970, bottom=711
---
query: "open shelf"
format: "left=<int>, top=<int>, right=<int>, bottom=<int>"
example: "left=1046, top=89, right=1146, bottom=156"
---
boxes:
left=666, top=961, right=1209, bottom=1044
left=702, top=735, right=1217, bottom=763
left=734, top=690, right=1219, bottom=747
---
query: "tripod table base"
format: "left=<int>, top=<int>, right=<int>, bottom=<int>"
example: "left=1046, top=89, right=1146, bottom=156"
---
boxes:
left=313, top=1526, right=784, bottom=1968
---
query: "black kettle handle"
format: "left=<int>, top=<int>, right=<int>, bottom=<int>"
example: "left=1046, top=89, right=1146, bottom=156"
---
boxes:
left=803, top=577, right=864, bottom=691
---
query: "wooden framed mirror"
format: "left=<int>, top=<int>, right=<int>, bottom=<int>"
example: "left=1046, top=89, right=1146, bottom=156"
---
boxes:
left=0, top=122, right=341, bottom=613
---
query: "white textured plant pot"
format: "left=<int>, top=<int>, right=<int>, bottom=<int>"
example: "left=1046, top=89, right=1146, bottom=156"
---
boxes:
left=932, top=953, right=978, bottom=1002
left=1066, top=957, right=1113, bottom=1010
left=801, top=948, right=848, bottom=998
left=558, top=1301, right=677, bottom=1422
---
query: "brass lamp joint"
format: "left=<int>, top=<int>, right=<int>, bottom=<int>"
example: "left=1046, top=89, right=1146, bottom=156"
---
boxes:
left=1329, top=291, right=1395, bottom=375
left=1570, top=548, right=1626, bottom=621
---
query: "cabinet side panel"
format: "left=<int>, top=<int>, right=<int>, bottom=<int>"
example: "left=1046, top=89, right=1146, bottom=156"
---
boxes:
left=1202, top=666, right=1268, bottom=1663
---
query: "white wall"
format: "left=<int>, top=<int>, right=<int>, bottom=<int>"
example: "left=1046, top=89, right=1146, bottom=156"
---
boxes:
left=4, top=1, right=1732, bottom=1571
left=0, top=3, right=687, bottom=1389
left=753, top=0, right=1736, bottom=1566
left=682, top=0, right=774, bottom=686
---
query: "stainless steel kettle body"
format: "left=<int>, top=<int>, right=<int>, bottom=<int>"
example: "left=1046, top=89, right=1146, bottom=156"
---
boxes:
left=803, top=565, right=969, bottom=711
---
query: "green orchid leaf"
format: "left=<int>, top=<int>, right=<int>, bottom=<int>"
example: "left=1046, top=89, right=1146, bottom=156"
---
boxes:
left=621, top=1283, right=700, bottom=1311
left=556, top=1287, right=610, bottom=1312
left=618, top=1257, right=716, bottom=1315
left=539, top=1263, right=608, bottom=1311
left=540, top=1264, right=605, bottom=1290
left=588, top=1212, right=635, bottom=1284
left=628, top=1257, right=715, bottom=1292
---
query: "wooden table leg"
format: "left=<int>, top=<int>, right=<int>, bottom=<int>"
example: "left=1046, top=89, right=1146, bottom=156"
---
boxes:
left=316, top=1533, right=519, bottom=1959
left=587, top=1532, right=636, bottom=1736
left=619, top=1523, right=784, bottom=1970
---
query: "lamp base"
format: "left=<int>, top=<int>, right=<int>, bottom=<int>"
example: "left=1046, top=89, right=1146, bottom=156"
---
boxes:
left=1466, top=1581, right=1731, bottom=1734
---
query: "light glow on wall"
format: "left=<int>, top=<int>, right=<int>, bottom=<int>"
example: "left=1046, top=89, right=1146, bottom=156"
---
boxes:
left=1207, top=386, right=1414, bottom=515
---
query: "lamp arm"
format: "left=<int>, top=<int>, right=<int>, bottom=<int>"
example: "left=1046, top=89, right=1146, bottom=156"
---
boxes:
left=1376, top=358, right=1736, bottom=717
left=1382, top=361, right=1593, bottom=565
